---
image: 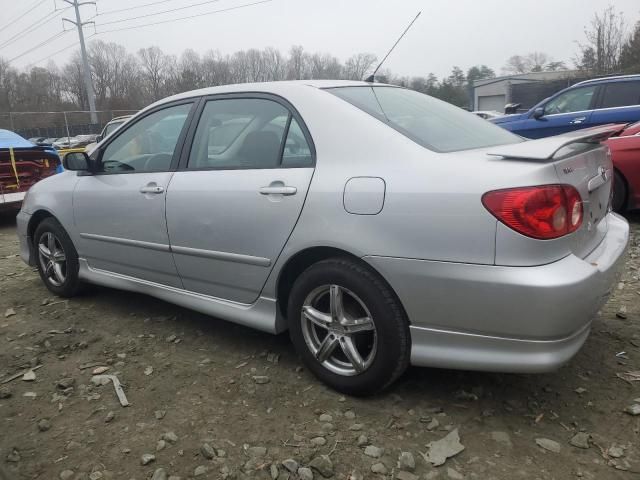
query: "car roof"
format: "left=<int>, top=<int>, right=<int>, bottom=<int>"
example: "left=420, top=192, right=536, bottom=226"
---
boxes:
left=572, top=74, right=640, bottom=87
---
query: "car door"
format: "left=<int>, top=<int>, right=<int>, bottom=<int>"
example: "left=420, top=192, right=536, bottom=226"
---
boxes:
left=165, top=95, right=315, bottom=304
left=73, top=101, right=195, bottom=287
left=518, top=85, right=599, bottom=139
left=590, top=80, right=640, bottom=126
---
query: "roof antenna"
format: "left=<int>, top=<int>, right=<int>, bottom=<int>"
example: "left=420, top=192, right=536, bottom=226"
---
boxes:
left=365, top=11, right=422, bottom=83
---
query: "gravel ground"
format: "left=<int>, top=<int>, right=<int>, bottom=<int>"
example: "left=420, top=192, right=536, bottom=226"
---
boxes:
left=0, top=211, right=639, bottom=480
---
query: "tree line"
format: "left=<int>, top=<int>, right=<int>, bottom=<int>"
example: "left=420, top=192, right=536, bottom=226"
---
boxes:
left=0, top=6, right=638, bottom=117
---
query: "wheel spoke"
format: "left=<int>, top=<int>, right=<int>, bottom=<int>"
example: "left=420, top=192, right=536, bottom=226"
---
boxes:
left=52, top=263, right=65, bottom=284
left=38, top=243, right=51, bottom=259
left=303, top=306, right=332, bottom=329
left=339, top=336, right=365, bottom=373
left=343, top=316, right=375, bottom=334
left=316, top=334, right=339, bottom=362
left=47, top=233, right=56, bottom=257
left=53, top=250, right=66, bottom=262
left=45, top=261, right=55, bottom=277
left=329, top=285, right=344, bottom=322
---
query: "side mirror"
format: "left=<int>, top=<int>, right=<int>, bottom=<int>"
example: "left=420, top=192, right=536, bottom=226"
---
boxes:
left=96, top=135, right=103, bottom=143
left=533, top=107, right=545, bottom=120
left=63, top=151, right=91, bottom=171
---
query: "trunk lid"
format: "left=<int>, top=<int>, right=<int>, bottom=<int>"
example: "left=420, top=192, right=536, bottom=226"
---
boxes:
left=488, top=124, right=626, bottom=259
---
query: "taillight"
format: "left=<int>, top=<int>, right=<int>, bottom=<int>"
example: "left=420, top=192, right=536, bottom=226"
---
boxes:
left=482, top=185, right=583, bottom=240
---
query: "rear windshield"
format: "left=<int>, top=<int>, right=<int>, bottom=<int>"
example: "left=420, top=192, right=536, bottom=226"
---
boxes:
left=327, top=86, right=521, bottom=153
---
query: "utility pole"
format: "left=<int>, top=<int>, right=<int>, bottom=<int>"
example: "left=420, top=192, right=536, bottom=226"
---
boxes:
left=62, top=0, right=97, bottom=124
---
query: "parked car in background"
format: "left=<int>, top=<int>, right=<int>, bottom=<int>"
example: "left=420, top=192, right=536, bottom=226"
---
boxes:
left=85, top=115, right=133, bottom=152
left=17, top=81, right=628, bottom=395
left=0, top=129, right=60, bottom=210
left=472, top=110, right=504, bottom=120
left=605, top=121, right=640, bottom=212
left=492, top=75, right=640, bottom=138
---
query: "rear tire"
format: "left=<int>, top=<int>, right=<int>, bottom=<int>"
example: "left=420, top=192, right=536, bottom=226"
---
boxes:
left=612, top=170, right=627, bottom=213
left=33, top=218, right=83, bottom=298
left=287, top=257, right=410, bottom=396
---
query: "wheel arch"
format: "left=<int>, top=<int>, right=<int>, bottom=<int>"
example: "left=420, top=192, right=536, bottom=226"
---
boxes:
left=613, top=167, right=629, bottom=212
left=27, top=209, right=56, bottom=241
left=275, top=246, right=408, bottom=323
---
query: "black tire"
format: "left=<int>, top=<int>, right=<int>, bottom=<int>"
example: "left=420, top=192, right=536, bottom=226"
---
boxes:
left=612, top=170, right=627, bottom=213
left=287, top=257, right=410, bottom=396
left=33, top=217, right=82, bottom=298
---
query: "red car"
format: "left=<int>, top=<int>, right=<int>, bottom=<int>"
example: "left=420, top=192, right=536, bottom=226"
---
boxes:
left=606, top=121, right=640, bottom=212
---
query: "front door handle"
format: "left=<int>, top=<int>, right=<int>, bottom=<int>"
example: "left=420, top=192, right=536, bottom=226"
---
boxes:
left=259, top=185, right=297, bottom=196
left=140, top=184, right=164, bottom=194
left=570, top=117, right=587, bottom=125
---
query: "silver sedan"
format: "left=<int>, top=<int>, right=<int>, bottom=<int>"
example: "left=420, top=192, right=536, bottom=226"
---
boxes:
left=16, top=80, right=629, bottom=395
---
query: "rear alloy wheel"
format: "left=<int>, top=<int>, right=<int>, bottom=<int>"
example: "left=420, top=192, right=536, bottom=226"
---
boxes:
left=288, top=258, right=410, bottom=396
left=612, top=170, right=627, bottom=213
left=34, top=218, right=82, bottom=297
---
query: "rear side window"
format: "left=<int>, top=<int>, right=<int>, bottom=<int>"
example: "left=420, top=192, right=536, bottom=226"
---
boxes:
left=600, top=81, right=640, bottom=109
left=327, top=86, right=520, bottom=153
left=188, top=98, right=313, bottom=169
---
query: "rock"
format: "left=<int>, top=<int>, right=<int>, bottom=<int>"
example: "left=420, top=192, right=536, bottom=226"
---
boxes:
left=426, top=418, right=439, bottom=431
left=37, top=418, right=51, bottom=432
left=247, top=446, right=267, bottom=457
left=6, top=448, right=20, bottom=462
left=575, top=387, right=587, bottom=395
left=104, top=411, right=115, bottom=423
left=489, top=431, right=512, bottom=447
left=141, top=453, right=156, bottom=465
left=397, top=472, right=419, bottom=480
left=344, top=411, right=356, bottom=419
left=447, top=468, right=464, bottom=479
left=282, top=459, right=298, bottom=472
left=66, top=441, right=81, bottom=451
left=298, top=467, right=314, bottom=480
left=364, top=445, right=384, bottom=458
left=310, top=436, right=327, bottom=446
left=536, top=438, right=561, bottom=453
left=201, top=443, right=216, bottom=459
left=91, top=376, right=110, bottom=386
left=59, top=470, right=74, bottom=480
left=349, top=423, right=364, bottom=431
left=194, top=466, right=207, bottom=477
left=398, top=451, right=415, bottom=471
left=319, top=413, right=333, bottom=422
left=144, top=366, right=154, bottom=376
left=309, top=455, right=334, bottom=478
left=608, top=445, right=625, bottom=458
left=0, top=386, right=12, bottom=399
left=5, top=307, right=16, bottom=317
left=92, top=366, right=109, bottom=375
left=57, top=378, right=75, bottom=389
left=162, top=431, right=178, bottom=443
left=270, top=464, right=279, bottom=480
left=356, top=435, right=369, bottom=447
left=166, top=334, right=177, bottom=342
left=23, top=391, right=37, bottom=398
left=624, top=404, right=640, bottom=416
left=157, top=440, right=166, bottom=452
left=22, top=370, right=36, bottom=381
left=89, top=472, right=103, bottom=480
left=151, top=469, right=168, bottom=480
left=155, top=410, right=166, bottom=420
left=616, top=306, right=627, bottom=319
left=370, top=463, right=387, bottom=474
left=570, top=432, right=590, bottom=449
left=348, top=471, right=363, bottom=480
left=253, top=375, right=270, bottom=384
left=423, top=429, right=465, bottom=466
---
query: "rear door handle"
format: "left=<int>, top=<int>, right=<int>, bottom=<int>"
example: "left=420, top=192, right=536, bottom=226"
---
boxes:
left=570, top=117, right=587, bottom=125
left=139, top=184, right=164, bottom=194
left=259, top=186, right=297, bottom=196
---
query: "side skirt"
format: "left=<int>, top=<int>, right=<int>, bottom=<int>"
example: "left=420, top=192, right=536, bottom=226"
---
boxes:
left=78, top=259, right=284, bottom=334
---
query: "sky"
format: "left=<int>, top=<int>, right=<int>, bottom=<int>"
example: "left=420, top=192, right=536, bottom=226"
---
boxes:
left=1, top=0, right=639, bottom=78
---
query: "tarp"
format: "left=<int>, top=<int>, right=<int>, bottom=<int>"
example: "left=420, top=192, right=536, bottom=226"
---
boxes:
left=0, top=129, right=33, bottom=149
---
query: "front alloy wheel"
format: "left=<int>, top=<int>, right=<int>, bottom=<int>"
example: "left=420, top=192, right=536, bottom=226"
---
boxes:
left=37, top=232, right=67, bottom=287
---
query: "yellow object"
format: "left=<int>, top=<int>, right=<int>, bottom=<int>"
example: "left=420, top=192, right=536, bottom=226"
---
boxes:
left=8, top=147, right=19, bottom=189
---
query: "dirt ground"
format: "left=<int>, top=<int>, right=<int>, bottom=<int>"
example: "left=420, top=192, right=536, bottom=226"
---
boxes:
left=0, top=211, right=639, bottom=480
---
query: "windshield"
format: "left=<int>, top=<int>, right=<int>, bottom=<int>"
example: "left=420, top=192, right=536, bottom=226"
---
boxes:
left=327, top=86, right=521, bottom=153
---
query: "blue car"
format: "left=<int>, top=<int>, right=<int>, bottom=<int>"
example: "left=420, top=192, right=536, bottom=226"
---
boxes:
left=492, top=75, right=640, bottom=139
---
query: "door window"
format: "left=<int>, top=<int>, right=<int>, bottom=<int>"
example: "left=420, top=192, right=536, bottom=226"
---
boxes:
left=600, top=81, right=640, bottom=109
left=188, top=98, right=311, bottom=169
left=100, top=103, right=191, bottom=173
left=544, top=86, right=597, bottom=115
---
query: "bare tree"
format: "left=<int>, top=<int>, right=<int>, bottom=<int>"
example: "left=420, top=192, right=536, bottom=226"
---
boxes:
left=286, top=45, right=309, bottom=80
left=575, top=6, right=626, bottom=74
left=343, top=53, right=377, bottom=80
left=502, top=52, right=557, bottom=75
left=138, top=46, right=172, bottom=102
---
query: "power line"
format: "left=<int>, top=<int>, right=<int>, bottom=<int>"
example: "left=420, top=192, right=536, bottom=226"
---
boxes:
left=95, top=0, right=273, bottom=34
left=0, top=7, right=70, bottom=51
left=8, top=31, right=68, bottom=64
left=0, top=0, right=49, bottom=34
left=96, top=0, right=225, bottom=27
left=25, top=38, right=84, bottom=68
left=98, top=0, right=178, bottom=16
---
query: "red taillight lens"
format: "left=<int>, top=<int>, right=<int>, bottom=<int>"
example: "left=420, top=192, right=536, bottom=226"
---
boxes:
left=482, top=185, right=583, bottom=240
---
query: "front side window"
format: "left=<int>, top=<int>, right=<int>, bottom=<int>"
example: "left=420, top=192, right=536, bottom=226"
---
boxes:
left=188, top=98, right=312, bottom=169
left=544, top=86, right=597, bottom=115
left=328, top=86, right=520, bottom=153
left=100, top=103, right=191, bottom=173
left=600, top=81, right=640, bottom=109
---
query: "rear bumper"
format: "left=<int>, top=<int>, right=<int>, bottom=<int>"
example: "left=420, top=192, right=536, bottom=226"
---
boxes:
left=364, top=212, right=629, bottom=373
left=0, top=191, right=25, bottom=210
